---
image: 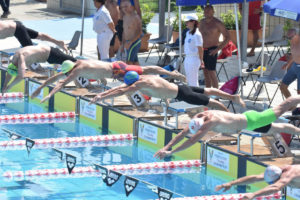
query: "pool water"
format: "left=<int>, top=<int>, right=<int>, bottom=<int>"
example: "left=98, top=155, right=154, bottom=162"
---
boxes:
left=0, top=99, right=239, bottom=200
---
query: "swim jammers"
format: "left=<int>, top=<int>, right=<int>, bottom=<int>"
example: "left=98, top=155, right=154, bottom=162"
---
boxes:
left=47, top=47, right=77, bottom=64
left=243, top=108, right=277, bottom=133
left=126, top=38, right=141, bottom=62
left=112, top=61, right=143, bottom=79
left=203, top=46, right=218, bottom=71
left=14, top=21, right=39, bottom=47
left=175, top=84, right=210, bottom=106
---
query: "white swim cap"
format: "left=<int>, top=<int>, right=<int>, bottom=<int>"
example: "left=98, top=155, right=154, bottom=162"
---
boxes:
left=264, top=165, right=282, bottom=184
left=189, top=118, right=204, bottom=134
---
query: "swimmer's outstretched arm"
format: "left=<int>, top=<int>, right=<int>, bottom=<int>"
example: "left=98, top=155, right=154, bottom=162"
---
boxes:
left=37, top=33, right=68, bottom=53
left=3, top=55, right=26, bottom=93
left=154, top=126, right=190, bottom=159
left=89, top=84, right=139, bottom=105
left=31, top=73, right=65, bottom=99
left=40, top=72, right=77, bottom=103
left=215, top=174, right=264, bottom=192
left=241, top=176, right=290, bottom=200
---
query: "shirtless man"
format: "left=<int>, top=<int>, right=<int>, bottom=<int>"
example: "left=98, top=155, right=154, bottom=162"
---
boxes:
left=121, top=0, right=142, bottom=65
left=0, top=21, right=67, bottom=52
left=34, top=60, right=186, bottom=102
left=154, top=96, right=300, bottom=160
left=215, top=165, right=300, bottom=200
left=280, top=28, right=300, bottom=99
left=106, top=0, right=120, bottom=58
left=2, top=45, right=76, bottom=93
left=90, top=74, right=245, bottom=111
left=199, top=5, right=230, bottom=88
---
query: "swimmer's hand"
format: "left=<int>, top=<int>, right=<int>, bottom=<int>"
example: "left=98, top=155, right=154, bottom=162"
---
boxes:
left=89, top=94, right=102, bottom=105
left=58, top=41, right=69, bottom=54
left=40, top=95, right=50, bottom=103
left=215, top=183, right=232, bottom=192
left=154, top=149, right=172, bottom=160
left=241, top=194, right=254, bottom=200
left=31, top=89, right=41, bottom=99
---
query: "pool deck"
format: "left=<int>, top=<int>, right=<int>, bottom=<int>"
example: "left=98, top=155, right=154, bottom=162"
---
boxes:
left=1, top=0, right=300, bottom=167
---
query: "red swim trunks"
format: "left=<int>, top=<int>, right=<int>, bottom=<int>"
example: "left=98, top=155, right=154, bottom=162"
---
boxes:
left=112, top=61, right=143, bottom=79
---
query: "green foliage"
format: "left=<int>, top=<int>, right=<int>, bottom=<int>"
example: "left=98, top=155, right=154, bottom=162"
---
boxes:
left=283, top=20, right=293, bottom=34
left=195, top=6, right=204, bottom=21
left=220, top=10, right=242, bottom=30
left=170, top=2, right=186, bottom=32
left=141, top=4, right=155, bottom=33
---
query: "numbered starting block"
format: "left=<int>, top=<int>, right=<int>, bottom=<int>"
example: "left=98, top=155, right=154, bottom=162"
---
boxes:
left=238, top=129, right=292, bottom=157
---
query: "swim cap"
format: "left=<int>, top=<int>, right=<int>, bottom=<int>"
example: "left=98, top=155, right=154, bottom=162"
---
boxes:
left=189, top=118, right=204, bottom=134
left=264, top=165, right=282, bottom=184
left=124, top=71, right=139, bottom=85
left=61, top=60, right=75, bottom=74
left=7, top=63, right=18, bottom=76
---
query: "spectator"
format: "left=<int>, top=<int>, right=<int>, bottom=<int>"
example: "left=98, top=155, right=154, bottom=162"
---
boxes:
left=0, top=0, right=10, bottom=18
left=93, top=0, right=116, bottom=60
left=120, top=0, right=142, bottom=65
left=240, top=1, right=262, bottom=57
left=199, top=5, right=230, bottom=88
left=280, top=28, right=300, bottom=102
left=106, top=0, right=120, bottom=58
left=184, top=14, right=203, bottom=87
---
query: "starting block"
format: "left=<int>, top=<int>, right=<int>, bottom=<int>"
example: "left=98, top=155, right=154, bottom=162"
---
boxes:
left=162, top=101, right=205, bottom=129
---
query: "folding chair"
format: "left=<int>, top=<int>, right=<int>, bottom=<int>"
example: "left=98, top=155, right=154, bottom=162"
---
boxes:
left=219, top=76, right=241, bottom=113
left=253, top=61, right=287, bottom=107
left=145, top=25, right=173, bottom=62
left=67, top=31, right=81, bottom=56
left=256, top=24, right=284, bottom=63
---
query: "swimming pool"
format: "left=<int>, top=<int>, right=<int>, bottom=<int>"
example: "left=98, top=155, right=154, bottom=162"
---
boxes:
left=0, top=99, right=239, bottom=199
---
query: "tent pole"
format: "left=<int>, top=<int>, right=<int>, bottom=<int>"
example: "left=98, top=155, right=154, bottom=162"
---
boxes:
left=234, top=3, right=243, bottom=96
left=179, top=6, right=182, bottom=67
left=80, top=0, right=85, bottom=56
left=260, top=0, right=267, bottom=77
left=167, top=0, right=171, bottom=44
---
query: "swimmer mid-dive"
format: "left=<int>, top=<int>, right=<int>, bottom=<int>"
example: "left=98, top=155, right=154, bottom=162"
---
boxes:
left=154, top=95, right=300, bottom=159
left=2, top=45, right=76, bottom=93
left=89, top=72, right=245, bottom=111
left=36, top=60, right=186, bottom=102
left=215, top=165, right=300, bottom=200
left=0, top=20, right=68, bottom=51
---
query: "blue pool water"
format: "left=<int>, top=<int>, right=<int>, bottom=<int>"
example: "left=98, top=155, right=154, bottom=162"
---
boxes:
left=0, top=99, right=239, bottom=199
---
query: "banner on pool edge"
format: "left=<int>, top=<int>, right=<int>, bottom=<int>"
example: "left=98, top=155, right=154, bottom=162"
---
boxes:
left=157, top=187, right=173, bottom=200
left=94, top=164, right=108, bottom=184
left=25, top=138, right=35, bottom=156
left=124, top=176, right=139, bottom=196
left=106, top=170, right=122, bottom=187
left=66, top=153, right=76, bottom=174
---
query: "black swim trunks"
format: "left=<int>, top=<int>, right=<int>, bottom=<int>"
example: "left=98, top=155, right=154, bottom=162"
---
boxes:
left=203, top=46, right=218, bottom=71
left=14, top=21, right=39, bottom=47
left=47, top=47, right=77, bottom=64
left=175, top=84, right=210, bottom=106
left=116, top=19, right=123, bottom=42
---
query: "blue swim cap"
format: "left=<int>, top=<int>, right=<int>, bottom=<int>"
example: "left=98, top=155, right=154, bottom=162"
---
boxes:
left=124, top=71, right=139, bottom=85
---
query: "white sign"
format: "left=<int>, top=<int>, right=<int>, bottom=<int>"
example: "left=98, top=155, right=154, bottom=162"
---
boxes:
left=80, top=99, right=96, bottom=120
left=130, top=91, right=145, bottom=107
left=287, top=187, right=300, bottom=199
left=207, top=146, right=230, bottom=172
left=138, top=121, right=158, bottom=144
left=76, top=76, right=90, bottom=88
left=28, top=81, right=43, bottom=100
left=275, top=9, right=297, bottom=20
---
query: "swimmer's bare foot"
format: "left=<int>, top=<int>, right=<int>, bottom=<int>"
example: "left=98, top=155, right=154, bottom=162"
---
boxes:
left=233, top=95, right=246, bottom=108
left=174, top=70, right=186, bottom=82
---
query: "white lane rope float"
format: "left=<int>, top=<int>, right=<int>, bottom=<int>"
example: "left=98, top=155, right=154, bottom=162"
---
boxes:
left=0, top=134, right=134, bottom=150
left=169, top=192, right=282, bottom=200
left=0, top=92, right=24, bottom=104
left=2, top=160, right=202, bottom=181
left=0, top=112, right=76, bottom=124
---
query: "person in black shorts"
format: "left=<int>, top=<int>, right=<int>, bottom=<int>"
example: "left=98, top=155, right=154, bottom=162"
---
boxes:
left=90, top=74, right=245, bottom=111
left=0, top=21, right=68, bottom=52
left=2, top=45, right=76, bottom=93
